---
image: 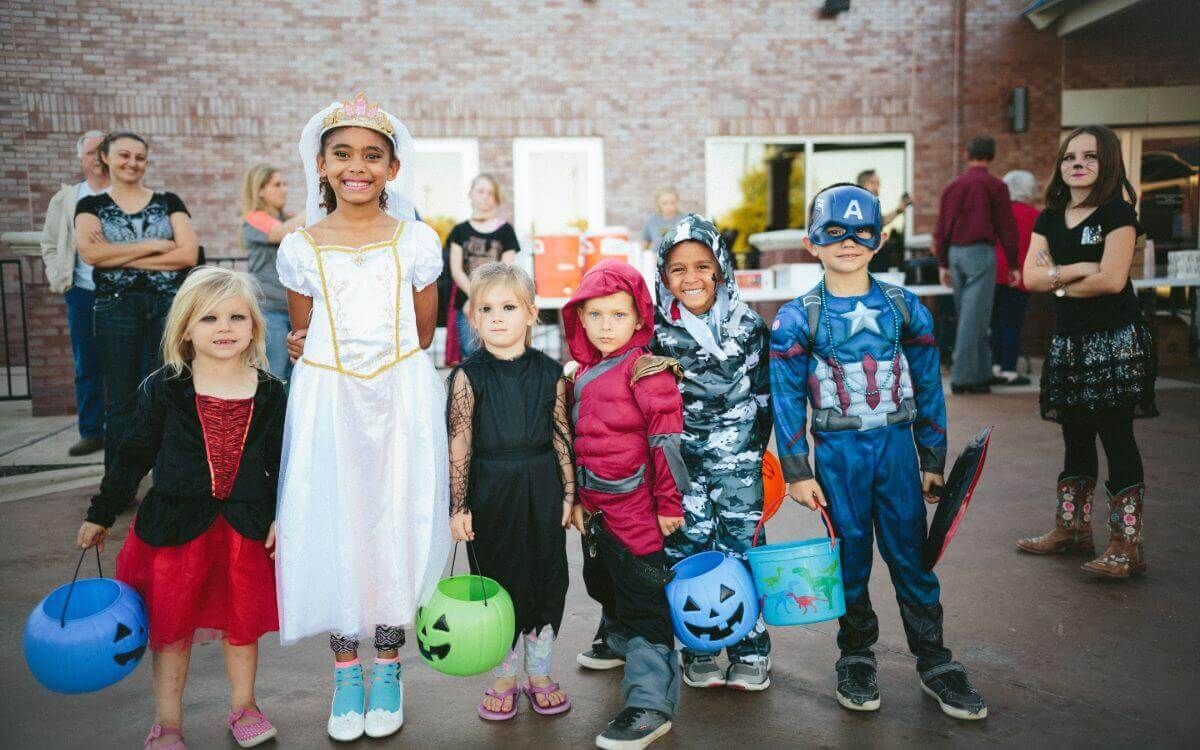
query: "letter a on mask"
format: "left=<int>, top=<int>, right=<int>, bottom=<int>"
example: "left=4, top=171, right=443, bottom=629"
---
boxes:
left=843, top=200, right=863, bottom=221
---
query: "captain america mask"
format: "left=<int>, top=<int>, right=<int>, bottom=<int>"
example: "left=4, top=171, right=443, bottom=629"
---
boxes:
left=807, top=184, right=883, bottom=250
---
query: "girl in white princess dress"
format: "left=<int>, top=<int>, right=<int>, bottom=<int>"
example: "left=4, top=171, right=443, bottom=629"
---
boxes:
left=274, top=94, right=450, bottom=742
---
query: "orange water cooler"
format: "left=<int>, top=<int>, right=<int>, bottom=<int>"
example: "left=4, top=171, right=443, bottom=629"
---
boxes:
left=532, top=233, right=583, bottom=297
left=581, top=227, right=632, bottom=272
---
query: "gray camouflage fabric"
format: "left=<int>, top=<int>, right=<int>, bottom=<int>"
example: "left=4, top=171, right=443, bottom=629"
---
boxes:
left=652, top=214, right=772, bottom=663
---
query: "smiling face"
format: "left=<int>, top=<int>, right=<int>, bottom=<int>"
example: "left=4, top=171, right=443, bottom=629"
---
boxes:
left=257, top=171, right=287, bottom=214
left=663, top=240, right=721, bottom=315
left=472, top=284, right=535, bottom=352
left=318, top=126, right=399, bottom=209
left=186, top=295, right=255, bottom=364
left=805, top=229, right=885, bottom=275
left=579, top=291, right=641, bottom=356
left=1060, top=132, right=1100, bottom=192
left=103, top=137, right=148, bottom=186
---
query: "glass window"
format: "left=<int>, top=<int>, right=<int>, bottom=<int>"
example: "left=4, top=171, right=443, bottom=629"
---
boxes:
left=409, top=138, right=480, bottom=222
left=513, top=138, right=605, bottom=235
left=705, top=135, right=913, bottom=256
left=1139, top=135, right=1199, bottom=256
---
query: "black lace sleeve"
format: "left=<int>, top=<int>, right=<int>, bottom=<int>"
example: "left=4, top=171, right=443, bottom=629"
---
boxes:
left=553, top=376, right=576, bottom=505
left=446, top=367, right=475, bottom=516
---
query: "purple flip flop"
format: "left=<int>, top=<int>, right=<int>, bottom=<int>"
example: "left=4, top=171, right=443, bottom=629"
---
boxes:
left=477, top=686, right=520, bottom=721
left=524, top=681, right=572, bottom=716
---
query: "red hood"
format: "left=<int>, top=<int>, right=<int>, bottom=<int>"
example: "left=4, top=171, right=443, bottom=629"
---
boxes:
left=563, top=259, right=655, bottom=366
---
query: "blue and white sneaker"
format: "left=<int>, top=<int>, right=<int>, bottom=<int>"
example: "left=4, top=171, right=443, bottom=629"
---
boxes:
left=364, top=659, right=404, bottom=737
left=327, top=661, right=366, bottom=742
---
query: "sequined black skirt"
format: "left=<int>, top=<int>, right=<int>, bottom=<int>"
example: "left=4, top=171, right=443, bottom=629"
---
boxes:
left=1040, top=321, right=1158, bottom=423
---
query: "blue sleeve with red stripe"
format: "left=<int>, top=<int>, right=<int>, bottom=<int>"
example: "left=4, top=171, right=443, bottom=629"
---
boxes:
left=768, top=300, right=814, bottom=482
left=901, top=291, right=947, bottom=473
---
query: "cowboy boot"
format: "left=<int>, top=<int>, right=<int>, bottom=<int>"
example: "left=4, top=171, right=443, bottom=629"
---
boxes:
left=1082, top=482, right=1147, bottom=578
left=1016, top=476, right=1096, bottom=555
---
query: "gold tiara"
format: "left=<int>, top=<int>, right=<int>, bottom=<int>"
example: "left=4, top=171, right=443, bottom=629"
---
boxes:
left=320, top=93, right=395, bottom=139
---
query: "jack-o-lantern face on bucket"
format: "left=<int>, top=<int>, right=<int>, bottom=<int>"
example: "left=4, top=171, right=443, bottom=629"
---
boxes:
left=666, top=551, right=761, bottom=651
left=681, top=585, right=746, bottom=642
left=112, top=621, right=147, bottom=666
left=415, top=609, right=451, bottom=662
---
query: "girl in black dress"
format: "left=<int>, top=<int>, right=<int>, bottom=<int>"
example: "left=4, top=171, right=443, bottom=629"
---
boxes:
left=1016, top=125, right=1156, bottom=579
left=446, top=263, right=576, bottom=720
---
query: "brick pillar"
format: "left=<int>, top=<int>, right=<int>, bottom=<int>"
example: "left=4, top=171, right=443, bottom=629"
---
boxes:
left=19, top=254, right=77, bottom=416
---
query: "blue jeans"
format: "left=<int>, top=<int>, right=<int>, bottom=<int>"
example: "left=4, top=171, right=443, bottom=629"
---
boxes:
left=64, top=286, right=105, bottom=439
left=262, top=308, right=293, bottom=382
left=94, top=290, right=172, bottom=470
left=456, top=307, right=480, bottom=358
left=989, top=285, right=1029, bottom=373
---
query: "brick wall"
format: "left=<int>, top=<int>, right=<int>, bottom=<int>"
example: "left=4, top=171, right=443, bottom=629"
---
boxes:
left=17, top=256, right=75, bottom=415
left=2, top=0, right=1197, bottom=413
left=1065, top=0, right=1200, bottom=90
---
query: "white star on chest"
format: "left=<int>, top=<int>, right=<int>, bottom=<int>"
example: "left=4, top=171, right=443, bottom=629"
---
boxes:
left=840, top=301, right=883, bottom=338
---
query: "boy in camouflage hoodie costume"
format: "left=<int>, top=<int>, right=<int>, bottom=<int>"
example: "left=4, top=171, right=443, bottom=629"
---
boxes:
left=653, top=215, right=773, bottom=689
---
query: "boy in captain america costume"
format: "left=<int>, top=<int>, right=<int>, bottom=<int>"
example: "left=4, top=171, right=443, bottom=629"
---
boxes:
left=770, top=183, right=987, bottom=720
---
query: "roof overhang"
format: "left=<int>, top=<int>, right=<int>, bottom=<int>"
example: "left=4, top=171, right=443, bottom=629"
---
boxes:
left=1022, top=0, right=1147, bottom=36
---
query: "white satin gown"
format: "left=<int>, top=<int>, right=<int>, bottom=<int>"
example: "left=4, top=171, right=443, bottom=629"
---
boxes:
left=274, top=220, right=451, bottom=645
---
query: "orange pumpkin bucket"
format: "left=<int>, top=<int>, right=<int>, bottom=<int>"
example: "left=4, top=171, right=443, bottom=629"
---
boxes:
left=761, top=450, right=786, bottom=524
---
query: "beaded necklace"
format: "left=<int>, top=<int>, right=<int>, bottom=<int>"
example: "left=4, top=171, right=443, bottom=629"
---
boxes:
left=818, top=273, right=903, bottom=397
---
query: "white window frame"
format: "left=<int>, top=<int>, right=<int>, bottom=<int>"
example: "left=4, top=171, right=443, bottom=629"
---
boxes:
left=512, top=137, right=605, bottom=235
left=411, top=138, right=480, bottom=220
left=704, top=133, right=915, bottom=230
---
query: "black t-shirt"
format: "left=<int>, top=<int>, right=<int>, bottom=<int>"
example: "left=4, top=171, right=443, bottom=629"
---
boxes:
left=1034, top=198, right=1143, bottom=334
left=76, top=191, right=191, bottom=295
left=447, top=221, right=520, bottom=308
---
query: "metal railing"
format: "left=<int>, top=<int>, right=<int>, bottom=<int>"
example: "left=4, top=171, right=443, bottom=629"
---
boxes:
left=0, top=258, right=31, bottom=400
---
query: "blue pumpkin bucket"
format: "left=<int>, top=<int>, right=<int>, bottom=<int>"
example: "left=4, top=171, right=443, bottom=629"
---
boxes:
left=747, top=504, right=845, bottom=626
left=24, top=548, right=148, bottom=694
left=666, top=551, right=760, bottom=653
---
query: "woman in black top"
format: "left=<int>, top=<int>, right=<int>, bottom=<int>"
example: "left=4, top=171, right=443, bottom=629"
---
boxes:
left=76, top=132, right=199, bottom=470
left=1015, top=125, right=1156, bottom=579
left=446, top=174, right=520, bottom=362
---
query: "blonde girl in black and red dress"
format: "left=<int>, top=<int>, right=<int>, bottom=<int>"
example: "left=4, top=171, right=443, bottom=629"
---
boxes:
left=76, top=267, right=286, bottom=750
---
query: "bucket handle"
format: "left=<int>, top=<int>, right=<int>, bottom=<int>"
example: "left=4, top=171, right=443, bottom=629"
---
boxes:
left=60, top=546, right=104, bottom=628
left=752, top=501, right=836, bottom=550
left=449, top=541, right=492, bottom=608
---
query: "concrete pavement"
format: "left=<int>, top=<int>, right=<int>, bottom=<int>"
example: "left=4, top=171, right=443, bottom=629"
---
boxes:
left=2, top=386, right=1198, bottom=748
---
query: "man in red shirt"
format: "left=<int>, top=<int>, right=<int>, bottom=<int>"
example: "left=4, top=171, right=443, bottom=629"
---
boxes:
left=934, top=135, right=1020, bottom=394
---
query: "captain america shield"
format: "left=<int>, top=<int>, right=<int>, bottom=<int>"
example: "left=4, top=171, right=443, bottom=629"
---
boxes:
left=922, top=426, right=992, bottom=571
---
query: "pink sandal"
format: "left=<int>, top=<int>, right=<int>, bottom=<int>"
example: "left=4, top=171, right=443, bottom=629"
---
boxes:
left=227, top=708, right=278, bottom=748
left=524, top=680, right=572, bottom=716
left=144, top=724, right=186, bottom=750
left=477, top=686, right=520, bottom=721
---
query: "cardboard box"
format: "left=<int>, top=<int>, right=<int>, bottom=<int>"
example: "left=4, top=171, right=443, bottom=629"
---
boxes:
left=1153, top=315, right=1191, bottom=368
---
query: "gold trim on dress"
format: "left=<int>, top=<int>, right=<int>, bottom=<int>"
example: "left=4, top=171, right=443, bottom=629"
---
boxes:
left=297, top=222, right=410, bottom=380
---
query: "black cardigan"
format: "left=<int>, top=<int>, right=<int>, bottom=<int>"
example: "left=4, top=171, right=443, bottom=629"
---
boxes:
left=86, top=367, right=286, bottom=546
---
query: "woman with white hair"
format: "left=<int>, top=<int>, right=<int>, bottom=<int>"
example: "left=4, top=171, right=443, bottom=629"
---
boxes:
left=990, top=169, right=1040, bottom=386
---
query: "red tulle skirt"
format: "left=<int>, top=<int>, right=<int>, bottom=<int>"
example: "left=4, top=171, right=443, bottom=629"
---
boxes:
left=116, top=514, right=278, bottom=651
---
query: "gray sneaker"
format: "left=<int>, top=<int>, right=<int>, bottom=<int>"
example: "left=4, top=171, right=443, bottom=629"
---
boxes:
left=681, top=654, right=725, bottom=688
left=725, top=661, right=771, bottom=691
left=595, top=707, right=672, bottom=750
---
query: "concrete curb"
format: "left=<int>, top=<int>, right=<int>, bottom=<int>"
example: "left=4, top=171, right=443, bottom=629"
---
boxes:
left=0, top=464, right=102, bottom=504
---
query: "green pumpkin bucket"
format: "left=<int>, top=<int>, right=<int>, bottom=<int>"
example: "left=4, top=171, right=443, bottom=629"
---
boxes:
left=415, top=543, right=515, bottom=676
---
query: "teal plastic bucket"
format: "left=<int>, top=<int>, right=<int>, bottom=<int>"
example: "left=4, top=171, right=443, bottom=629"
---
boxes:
left=747, top=504, right=845, bottom=626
